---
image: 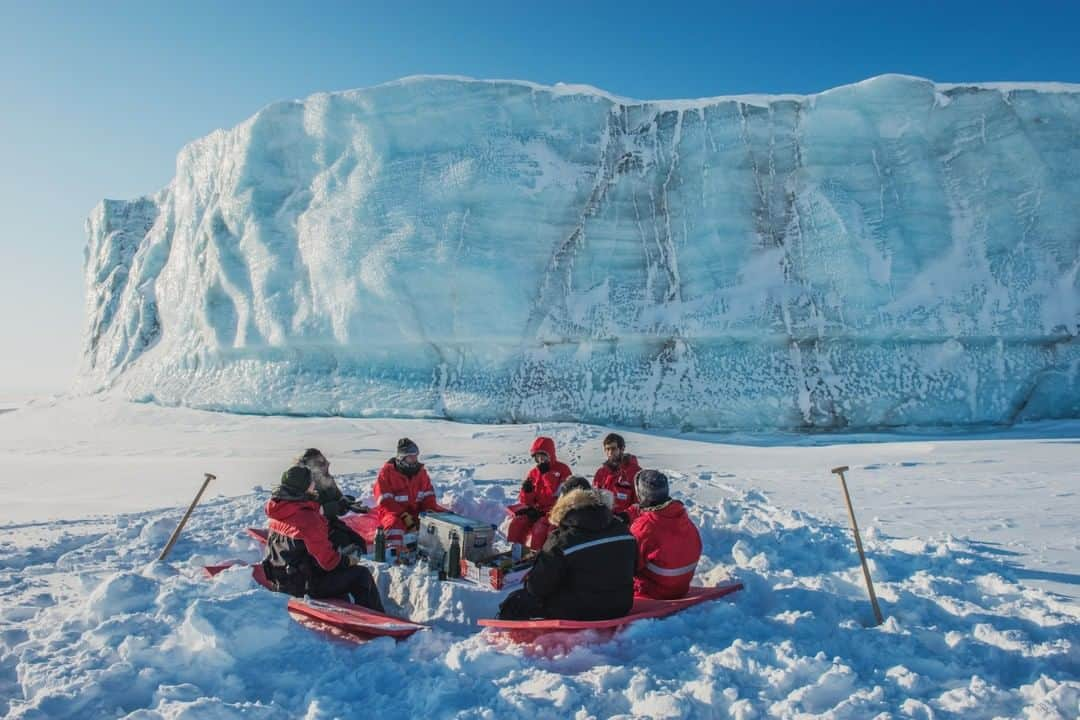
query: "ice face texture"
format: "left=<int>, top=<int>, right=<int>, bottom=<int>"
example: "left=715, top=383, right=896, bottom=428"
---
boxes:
left=81, top=74, right=1080, bottom=430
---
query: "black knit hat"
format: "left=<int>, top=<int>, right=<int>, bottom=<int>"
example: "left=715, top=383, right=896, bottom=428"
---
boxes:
left=299, top=448, right=325, bottom=465
left=279, top=465, right=313, bottom=495
left=635, top=469, right=670, bottom=507
left=558, top=475, right=592, bottom=498
left=396, top=438, right=419, bottom=457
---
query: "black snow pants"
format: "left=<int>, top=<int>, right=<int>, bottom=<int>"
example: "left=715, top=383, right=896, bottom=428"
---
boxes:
left=309, top=565, right=385, bottom=613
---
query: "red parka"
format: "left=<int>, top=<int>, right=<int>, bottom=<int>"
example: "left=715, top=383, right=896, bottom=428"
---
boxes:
left=374, top=460, right=444, bottom=538
left=630, top=500, right=702, bottom=599
left=593, top=453, right=642, bottom=514
left=265, top=497, right=342, bottom=572
left=518, top=437, right=572, bottom=512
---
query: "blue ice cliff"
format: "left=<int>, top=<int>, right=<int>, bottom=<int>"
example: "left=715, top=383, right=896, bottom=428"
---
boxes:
left=81, top=74, right=1080, bottom=430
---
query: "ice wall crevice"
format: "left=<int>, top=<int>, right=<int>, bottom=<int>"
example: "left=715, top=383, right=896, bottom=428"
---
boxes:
left=81, top=74, right=1080, bottom=429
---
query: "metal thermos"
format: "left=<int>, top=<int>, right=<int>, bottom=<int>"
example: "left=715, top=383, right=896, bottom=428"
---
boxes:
left=374, top=526, right=386, bottom=562
left=447, top=532, right=461, bottom=578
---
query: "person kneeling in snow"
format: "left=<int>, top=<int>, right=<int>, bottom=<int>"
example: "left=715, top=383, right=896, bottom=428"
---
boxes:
left=629, top=470, right=702, bottom=600
left=296, top=448, right=368, bottom=553
left=506, top=436, right=573, bottom=551
left=373, top=438, right=447, bottom=552
left=497, top=476, right=637, bottom=621
left=262, top=465, right=384, bottom=611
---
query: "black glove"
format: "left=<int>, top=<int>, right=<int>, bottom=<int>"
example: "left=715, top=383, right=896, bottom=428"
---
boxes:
left=615, top=511, right=631, bottom=524
left=515, top=506, right=543, bottom=522
left=346, top=498, right=369, bottom=514
left=521, top=479, right=535, bottom=493
left=339, top=543, right=364, bottom=561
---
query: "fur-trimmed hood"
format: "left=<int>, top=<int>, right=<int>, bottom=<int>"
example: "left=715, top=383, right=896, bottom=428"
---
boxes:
left=550, top=488, right=613, bottom=526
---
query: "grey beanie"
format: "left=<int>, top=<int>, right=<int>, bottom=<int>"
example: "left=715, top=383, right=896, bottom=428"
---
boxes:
left=396, top=438, right=420, bottom=457
left=635, top=469, right=670, bottom=507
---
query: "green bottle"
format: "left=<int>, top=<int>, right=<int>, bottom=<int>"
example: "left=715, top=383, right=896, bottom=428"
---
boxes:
left=447, top=532, right=461, bottom=578
left=374, top=526, right=386, bottom=562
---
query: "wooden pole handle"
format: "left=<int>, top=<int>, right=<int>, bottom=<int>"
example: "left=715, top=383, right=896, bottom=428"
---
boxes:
left=158, top=473, right=216, bottom=562
left=831, top=466, right=884, bottom=626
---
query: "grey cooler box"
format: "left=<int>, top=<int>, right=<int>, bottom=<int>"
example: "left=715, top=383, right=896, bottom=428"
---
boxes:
left=417, top=511, right=497, bottom=563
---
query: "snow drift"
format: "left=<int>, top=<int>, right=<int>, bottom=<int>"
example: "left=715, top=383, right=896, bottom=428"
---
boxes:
left=4, top=484, right=1078, bottom=718
left=81, top=74, right=1080, bottom=429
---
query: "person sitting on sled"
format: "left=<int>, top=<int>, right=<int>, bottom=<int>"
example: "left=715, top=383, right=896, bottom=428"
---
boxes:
left=497, top=476, right=637, bottom=621
left=296, top=448, right=368, bottom=553
left=507, top=436, right=573, bottom=551
left=629, top=469, right=703, bottom=600
left=373, top=438, right=447, bottom=552
left=592, top=432, right=642, bottom=522
left=262, top=465, right=384, bottom=611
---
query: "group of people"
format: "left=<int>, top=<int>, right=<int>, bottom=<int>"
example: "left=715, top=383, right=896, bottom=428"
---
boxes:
left=497, top=433, right=703, bottom=621
left=261, top=440, right=441, bottom=612
left=259, top=433, right=704, bottom=623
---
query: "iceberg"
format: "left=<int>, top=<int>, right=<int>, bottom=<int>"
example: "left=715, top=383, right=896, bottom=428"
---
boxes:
left=81, top=74, right=1080, bottom=430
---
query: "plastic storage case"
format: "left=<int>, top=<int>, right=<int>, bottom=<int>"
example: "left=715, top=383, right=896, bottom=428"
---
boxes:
left=460, top=551, right=533, bottom=590
left=417, top=511, right=497, bottom=563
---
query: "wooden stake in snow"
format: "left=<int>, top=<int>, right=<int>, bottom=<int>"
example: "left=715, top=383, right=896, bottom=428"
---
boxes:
left=831, top=466, right=884, bottom=626
left=158, top=473, right=216, bottom=562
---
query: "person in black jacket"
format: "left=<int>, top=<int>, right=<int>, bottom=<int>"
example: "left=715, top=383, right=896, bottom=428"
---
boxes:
left=497, top=476, right=637, bottom=621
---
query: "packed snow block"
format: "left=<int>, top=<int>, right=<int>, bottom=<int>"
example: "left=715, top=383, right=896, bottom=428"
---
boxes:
left=80, top=75, right=1080, bottom=430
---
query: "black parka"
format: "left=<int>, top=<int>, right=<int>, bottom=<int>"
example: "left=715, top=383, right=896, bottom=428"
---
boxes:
left=524, top=489, right=637, bottom=620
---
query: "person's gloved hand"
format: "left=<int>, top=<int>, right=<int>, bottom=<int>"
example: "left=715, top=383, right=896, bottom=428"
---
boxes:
left=521, top=479, right=535, bottom=493
left=400, top=512, right=417, bottom=530
left=347, top=498, right=370, bottom=514
left=514, top=506, right=543, bottom=522
left=339, top=544, right=364, bottom=563
left=615, top=511, right=631, bottom=524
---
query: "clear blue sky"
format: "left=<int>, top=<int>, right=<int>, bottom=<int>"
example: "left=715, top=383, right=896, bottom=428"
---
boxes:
left=1, top=0, right=1077, bottom=398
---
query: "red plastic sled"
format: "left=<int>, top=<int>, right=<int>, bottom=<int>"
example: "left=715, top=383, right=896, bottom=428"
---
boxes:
left=206, top=560, right=426, bottom=641
left=286, top=597, right=428, bottom=640
left=340, top=512, right=380, bottom=545
left=203, top=560, right=249, bottom=578
left=245, top=513, right=379, bottom=547
left=478, top=583, right=743, bottom=641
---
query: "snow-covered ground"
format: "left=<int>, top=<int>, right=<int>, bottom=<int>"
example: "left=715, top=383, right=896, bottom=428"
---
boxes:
left=1, top=397, right=1077, bottom=718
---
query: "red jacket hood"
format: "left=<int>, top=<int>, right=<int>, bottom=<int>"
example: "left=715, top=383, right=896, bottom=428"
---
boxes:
left=529, top=436, right=558, bottom=462
left=265, top=497, right=321, bottom=521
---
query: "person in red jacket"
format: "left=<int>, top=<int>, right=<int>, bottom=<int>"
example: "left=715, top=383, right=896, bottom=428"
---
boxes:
left=373, top=438, right=446, bottom=551
left=262, top=465, right=384, bottom=611
left=506, top=436, right=572, bottom=551
left=629, top=469, right=703, bottom=600
left=592, top=432, right=642, bottom=521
